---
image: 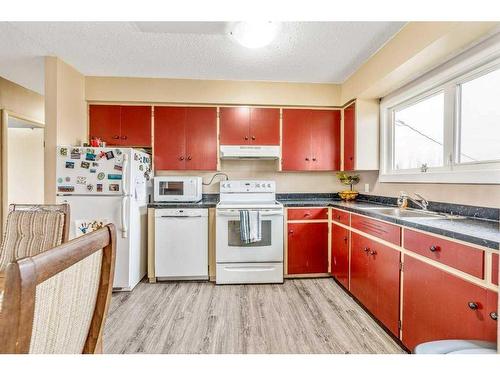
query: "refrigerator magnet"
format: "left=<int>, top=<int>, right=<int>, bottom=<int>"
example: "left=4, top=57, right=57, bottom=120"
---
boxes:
left=92, top=162, right=99, bottom=167
left=114, top=164, right=123, bottom=171
left=65, top=161, right=75, bottom=169
left=86, top=184, right=94, bottom=192
left=105, top=151, right=115, bottom=160
left=58, top=186, right=75, bottom=193
left=60, top=147, right=68, bottom=156
left=139, top=164, right=144, bottom=171
left=107, top=174, right=122, bottom=180
left=96, top=184, right=103, bottom=192
left=97, top=172, right=105, bottom=180
left=86, top=148, right=95, bottom=154
left=134, top=154, right=138, bottom=160
left=57, top=177, right=63, bottom=183
left=76, top=176, right=87, bottom=185
left=70, top=148, right=81, bottom=159
left=85, top=153, right=96, bottom=161
left=98, top=151, right=106, bottom=159
left=109, top=184, right=120, bottom=192
left=65, top=176, right=71, bottom=182
left=115, top=149, right=122, bottom=155
left=81, top=161, right=90, bottom=169
left=90, top=168, right=96, bottom=173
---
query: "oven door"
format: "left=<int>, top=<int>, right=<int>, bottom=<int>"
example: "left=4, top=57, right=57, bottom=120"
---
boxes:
left=216, top=209, right=284, bottom=263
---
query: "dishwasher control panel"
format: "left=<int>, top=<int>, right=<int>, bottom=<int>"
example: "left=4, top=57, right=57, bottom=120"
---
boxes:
left=154, top=208, right=208, bottom=217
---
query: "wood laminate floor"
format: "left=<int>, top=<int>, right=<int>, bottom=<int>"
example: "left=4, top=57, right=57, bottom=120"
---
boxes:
left=103, top=278, right=405, bottom=354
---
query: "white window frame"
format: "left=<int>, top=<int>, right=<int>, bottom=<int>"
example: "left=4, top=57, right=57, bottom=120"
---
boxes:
left=380, top=33, right=500, bottom=184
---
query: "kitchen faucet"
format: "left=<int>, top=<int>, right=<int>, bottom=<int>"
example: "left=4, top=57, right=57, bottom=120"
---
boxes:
left=398, top=192, right=429, bottom=210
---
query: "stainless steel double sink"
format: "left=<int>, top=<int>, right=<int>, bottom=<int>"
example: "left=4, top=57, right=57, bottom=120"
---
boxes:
left=359, top=207, right=464, bottom=220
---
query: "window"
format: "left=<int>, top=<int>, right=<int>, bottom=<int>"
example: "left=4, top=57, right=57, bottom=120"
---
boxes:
left=458, top=67, right=500, bottom=164
left=380, top=41, right=500, bottom=184
left=393, top=92, right=444, bottom=170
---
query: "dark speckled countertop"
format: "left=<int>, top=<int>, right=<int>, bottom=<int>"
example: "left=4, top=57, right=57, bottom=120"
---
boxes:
left=280, top=196, right=500, bottom=251
left=148, top=193, right=500, bottom=250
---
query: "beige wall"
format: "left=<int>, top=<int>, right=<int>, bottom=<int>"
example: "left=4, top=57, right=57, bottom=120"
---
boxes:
left=86, top=76, right=342, bottom=107
left=44, top=56, right=86, bottom=203
left=341, top=22, right=500, bottom=102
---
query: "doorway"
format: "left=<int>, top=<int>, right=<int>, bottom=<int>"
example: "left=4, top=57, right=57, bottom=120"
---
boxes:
left=2, top=113, right=45, bottom=223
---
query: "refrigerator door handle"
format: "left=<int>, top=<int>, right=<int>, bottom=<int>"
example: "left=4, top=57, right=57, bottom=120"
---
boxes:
left=121, top=195, right=128, bottom=238
left=122, top=153, right=129, bottom=196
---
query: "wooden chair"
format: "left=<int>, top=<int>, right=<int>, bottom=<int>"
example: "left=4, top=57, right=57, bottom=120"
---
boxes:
left=0, top=224, right=116, bottom=354
left=0, top=204, right=70, bottom=272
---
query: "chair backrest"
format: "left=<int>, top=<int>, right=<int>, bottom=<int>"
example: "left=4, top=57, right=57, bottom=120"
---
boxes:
left=0, top=204, right=70, bottom=272
left=0, top=224, right=116, bottom=354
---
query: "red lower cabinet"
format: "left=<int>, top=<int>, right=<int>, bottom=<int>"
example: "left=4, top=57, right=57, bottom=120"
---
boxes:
left=287, top=222, right=328, bottom=275
left=402, top=256, right=498, bottom=351
left=331, top=225, right=350, bottom=289
left=350, top=233, right=400, bottom=336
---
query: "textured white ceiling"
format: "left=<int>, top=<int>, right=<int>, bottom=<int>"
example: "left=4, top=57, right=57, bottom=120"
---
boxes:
left=0, top=22, right=405, bottom=94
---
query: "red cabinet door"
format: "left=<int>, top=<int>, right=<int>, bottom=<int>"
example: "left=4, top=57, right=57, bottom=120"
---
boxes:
left=185, top=107, right=217, bottom=170
left=287, top=222, right=328, bottom=275
left=331, top=224, right=350, bottom=289
left=282, top=109, right=311, bottom=171
left=351, top=232, right=400, bottom=336
left=402, top=256, right=496, bottom=351
left=120, top=105, right=152, bottom=147
left=154, top=107, right=186, bottom=170
left=350, top=233, right=377, bottom=313
left=220, top=107, right=250, bottom=145
left=310, top=109, right=341, bottom=171
left=249, top=107, right=280, bottom=145
left=486, top=290, right=498, bottom=342
left=89, top=105, right=121, bottom=146
left=370, top=241, right=401, bottom=336
left=343, top=102, right=356, bottom=171
left=492, top=253, right=499, bottom=286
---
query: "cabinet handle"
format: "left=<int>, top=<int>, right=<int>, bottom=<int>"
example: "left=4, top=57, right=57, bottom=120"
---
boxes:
left=289, top=230, right=294, bottom=234
left=337, top=215, right=341, bottom=219
left=364, top=247, right=370, bottom=253
left=113, top=135, right=119, bottom=139
left=187, top=155, right=192, bottom=161
left=370, top=250, right=377, bottom=255
left=429, top=245, right=439, bottom=252
left=312, top=157, right=317, bottom=161
left=343, top=236, right=348, bottom=242
left=251, top=136, right=256, bottom=140
left=490, top=312, right=498, bottom=320
left=468, top=302, right=479, bottom=310
left=245, top=136, right=249, bottom=140
left=349, top=157, right=353, bottom=160
left=305, top=157, right=310, bottom=161
left=121, top=135, right=128, bottom=140
left=179, top=156, right=185, bottom=161
left=304, top=213, right=310, bottom=217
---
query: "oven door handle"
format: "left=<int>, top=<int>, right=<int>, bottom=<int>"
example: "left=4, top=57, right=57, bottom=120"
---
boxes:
left=217, top=211, right=283, bottom=217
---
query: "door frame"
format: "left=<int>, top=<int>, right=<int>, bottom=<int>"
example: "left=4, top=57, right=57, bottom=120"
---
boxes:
left=1, top=110, right=45, bottom=227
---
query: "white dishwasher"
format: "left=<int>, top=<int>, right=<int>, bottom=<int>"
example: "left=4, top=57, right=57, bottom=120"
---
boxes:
left=154, top=208, right=208, bottom=280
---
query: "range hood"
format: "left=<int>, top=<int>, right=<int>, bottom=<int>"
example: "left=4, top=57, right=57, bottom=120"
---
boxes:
left=220, top=145, right=280, bottom=159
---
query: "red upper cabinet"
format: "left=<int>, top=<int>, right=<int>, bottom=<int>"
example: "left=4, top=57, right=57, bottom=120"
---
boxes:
left=185, top=107, right=218, bottom=170
left=310, top=109, right=341, bottom=170
left=249, top=107, right=280, bottom=145
left=331, top=224, right=350, bottom=289
left=282, top=109, right=341, bottom=171
left=154, top=107, right=186, bottom=170
left=120, top=106, right=152, bottom=147
left=220, top=107, right=280, bottom=145
left=219, top=107, right=250, bottom=145
left=287, top=222, right=329, bottom=275
left=402, top=256, right=497, bottom=351
left=282, top=109, right=312, bottom=171
left=89, top=104, right=152, bottom=147
left=343, top=102, right=356, bottom=171
left=154, top=106, right=217, bottom=171
left=89, top=105, right=122, bottom=146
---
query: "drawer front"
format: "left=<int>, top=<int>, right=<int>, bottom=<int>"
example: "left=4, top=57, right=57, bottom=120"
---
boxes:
left=287, top=208, right=328, bottom=221
left=403, top=229, right=484, bottom=279
left=492, top=253, right=499, bottom=286
left=351, top=214, right=401, bottom=245
left=332, top=209, right=350, bottom=225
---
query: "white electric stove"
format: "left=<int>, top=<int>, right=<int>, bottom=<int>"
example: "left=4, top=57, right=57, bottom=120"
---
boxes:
left=216, top=180, right=284, bottom=284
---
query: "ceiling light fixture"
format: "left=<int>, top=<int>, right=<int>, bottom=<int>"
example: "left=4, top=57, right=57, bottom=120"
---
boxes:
left=230, top=22, right=280, bottom=49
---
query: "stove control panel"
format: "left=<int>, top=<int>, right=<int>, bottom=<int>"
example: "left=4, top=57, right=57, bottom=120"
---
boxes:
left=220, top=180, right=276, bottom=193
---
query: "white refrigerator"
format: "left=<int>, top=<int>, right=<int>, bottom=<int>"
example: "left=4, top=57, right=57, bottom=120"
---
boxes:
left=55, top=146, right=151, bottom=291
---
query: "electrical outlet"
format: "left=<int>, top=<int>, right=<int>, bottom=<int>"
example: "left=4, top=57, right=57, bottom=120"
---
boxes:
left=364, top=183, right=370, bottom=193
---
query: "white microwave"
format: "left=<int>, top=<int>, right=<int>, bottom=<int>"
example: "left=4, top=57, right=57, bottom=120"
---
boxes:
left=153, top=176, right=203, bottom=202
